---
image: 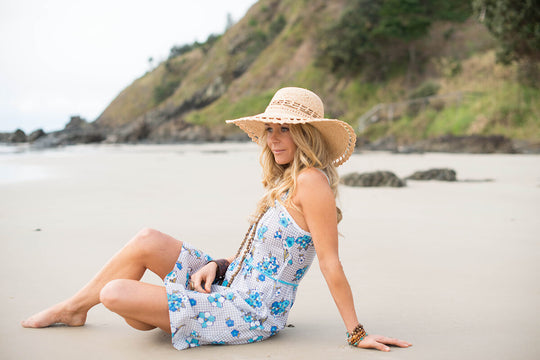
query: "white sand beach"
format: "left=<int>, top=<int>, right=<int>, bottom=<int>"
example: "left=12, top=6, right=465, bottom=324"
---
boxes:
left=1, top=143, right=539, bottom=360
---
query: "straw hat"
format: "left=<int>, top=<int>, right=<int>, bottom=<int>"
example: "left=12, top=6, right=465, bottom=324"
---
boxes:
left=226, top=87, right=356, bottom=166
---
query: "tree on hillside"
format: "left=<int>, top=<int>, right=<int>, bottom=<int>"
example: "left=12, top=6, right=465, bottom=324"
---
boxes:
left=317, top=0, right=471, bottom=81
left=472, top=0, right=540, bottom=85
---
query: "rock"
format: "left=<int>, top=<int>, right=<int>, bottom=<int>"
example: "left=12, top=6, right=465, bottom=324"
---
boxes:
left=405, top=168, right=457, bottom=181
left=8, top=129, right=27, bottom=143
left=31, top=130, right=106, bottom=148
left=28, top=129, right=46, bottom=142
left=64, top=115, right=88, bottom=131
left=364, top=136, right=397, bottom=152
left=360, top=135, right=518, bottom=154
left=0, top=132, right=11, bottom=142
left=410, top=134, right=516, bottom=153
left=341, top=171, right=406, bottom=187
left=512, top=139, right=540, bottom=154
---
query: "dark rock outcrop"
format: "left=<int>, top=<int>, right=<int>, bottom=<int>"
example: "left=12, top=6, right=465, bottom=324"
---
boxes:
left=28, top=129, right=46, bottom=142
left=31, top=116, right=106, bottom=148
left=341, top=171, right=406, bottom=187
left=9, top=129, right=27, bottom=143
left=405, top=168, right=457, bottom=181
left=359, top=135, right=519, bottom=154
left=404, top=134, right=516, bottom=153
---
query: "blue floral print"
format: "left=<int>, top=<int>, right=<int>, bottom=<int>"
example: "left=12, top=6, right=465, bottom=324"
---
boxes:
left=196, top=312, right=216, bottom=328
left=245, top=291, right=263, bottom=308
left=284, top=236, right=295, bottom=248
left=168, top=293, right=183, bottom=312
left=248, top=336, right=264, bottom=343
left=270, top=299, right=291, bottom=316
left=294, top=266, right=309, bottom=281
left=165, top=270, right=177, bottom=283
left=279, top=212, right=291, bottom=227
left=257, top=255, right=279, bottom=275
left=226, top=318, right=235, bottom=327
left=243, top=314, right=265, bottom=330
left=295, top=235, right=312, bottom=250
left=185, top=338, right=200, bottom=348
left=207, top=293, right=226, bottom=308
left=257, top=225, right=268, bottom=240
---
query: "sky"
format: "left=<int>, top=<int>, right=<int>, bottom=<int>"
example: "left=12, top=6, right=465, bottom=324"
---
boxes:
left=0, top=0, right=258, bottom=133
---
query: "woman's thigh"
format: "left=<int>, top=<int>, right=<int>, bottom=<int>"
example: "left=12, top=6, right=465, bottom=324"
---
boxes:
left=100, top=279, right=171, bottom=333
left=131, top=228, right=183, bottom=279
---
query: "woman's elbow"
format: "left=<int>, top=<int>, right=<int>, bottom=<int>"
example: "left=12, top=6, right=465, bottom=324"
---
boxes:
left=318, top=257, right=343, bottom=275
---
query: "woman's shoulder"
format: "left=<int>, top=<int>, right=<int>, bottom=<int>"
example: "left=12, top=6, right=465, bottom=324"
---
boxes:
left=294, top=168, right=335, bottom=209
left=296, top=168, right=331, bottom=189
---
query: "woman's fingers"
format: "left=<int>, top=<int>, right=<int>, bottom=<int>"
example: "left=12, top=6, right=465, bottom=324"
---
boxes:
left=377, top=336, right=412, bottom=348
left=189, top=262, right=217, bottom=293
left=372, top=341, right=390, bottom=352
left=204, top=275, right=214, bottom=292
left=356, top=335, right=412, bottom=351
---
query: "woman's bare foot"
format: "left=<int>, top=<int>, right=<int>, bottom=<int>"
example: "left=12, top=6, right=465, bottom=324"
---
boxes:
left=21, top=301, right=87, bottom=328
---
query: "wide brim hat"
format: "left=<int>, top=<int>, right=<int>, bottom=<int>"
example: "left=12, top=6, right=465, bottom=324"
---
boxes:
left=226, top=87, right=356, bottom=166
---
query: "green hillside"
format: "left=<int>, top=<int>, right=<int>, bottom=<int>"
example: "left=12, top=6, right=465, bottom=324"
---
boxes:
left=94, top=0, right=539, bottom=144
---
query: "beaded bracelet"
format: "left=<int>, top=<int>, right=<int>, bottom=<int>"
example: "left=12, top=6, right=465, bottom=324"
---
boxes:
left=347, top=324, right=367, bottom=346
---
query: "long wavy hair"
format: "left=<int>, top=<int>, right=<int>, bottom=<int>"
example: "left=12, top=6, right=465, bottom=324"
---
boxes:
left=253, top=123, right=342, bottom=223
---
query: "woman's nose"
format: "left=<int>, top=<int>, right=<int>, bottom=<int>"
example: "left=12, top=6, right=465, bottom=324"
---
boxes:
left=269, top=131, right=280, bottom=142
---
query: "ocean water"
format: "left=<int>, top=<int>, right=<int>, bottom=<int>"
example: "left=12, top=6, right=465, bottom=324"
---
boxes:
left=0, top=143, right=259, bottom=185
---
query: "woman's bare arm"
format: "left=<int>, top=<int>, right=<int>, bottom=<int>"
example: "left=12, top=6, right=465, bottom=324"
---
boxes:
left=295, top=168, right=411, bottom=351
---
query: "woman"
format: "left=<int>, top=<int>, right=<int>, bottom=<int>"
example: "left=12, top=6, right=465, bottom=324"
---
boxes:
left=22, top=87, right=411, bottom=352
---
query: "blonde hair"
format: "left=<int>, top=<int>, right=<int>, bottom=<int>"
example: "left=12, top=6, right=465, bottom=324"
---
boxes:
left=254, top=123, right=342, bottom=223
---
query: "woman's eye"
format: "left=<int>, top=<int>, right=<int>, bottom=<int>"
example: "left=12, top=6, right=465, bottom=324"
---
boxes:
left=265, top=127, right=273, bottom=133
left=280, top=127, right=289, bottom=132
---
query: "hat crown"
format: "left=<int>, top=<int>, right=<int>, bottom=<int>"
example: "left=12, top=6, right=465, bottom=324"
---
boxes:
left=264, top=87, right=324, bottom=119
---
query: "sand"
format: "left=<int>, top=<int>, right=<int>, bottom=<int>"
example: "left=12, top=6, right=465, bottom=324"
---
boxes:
left=1, top=143, right=539, bottom=360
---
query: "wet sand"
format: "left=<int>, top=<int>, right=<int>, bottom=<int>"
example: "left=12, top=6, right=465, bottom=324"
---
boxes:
left=1, top=143, right=539, bottom=360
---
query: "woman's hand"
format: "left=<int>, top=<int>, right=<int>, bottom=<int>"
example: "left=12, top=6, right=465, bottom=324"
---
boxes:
left=188, top=262, right=218, bottom=293
left=354, top=334, right=412, bottom=352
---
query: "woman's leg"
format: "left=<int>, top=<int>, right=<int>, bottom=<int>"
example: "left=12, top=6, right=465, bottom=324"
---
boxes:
left=99, top=279, right=171, bottom=333
left=21, top=228, right=182, bottom=328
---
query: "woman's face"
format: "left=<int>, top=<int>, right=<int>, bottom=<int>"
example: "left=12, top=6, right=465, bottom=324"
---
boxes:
left=265, top=123, right=297, bottom=165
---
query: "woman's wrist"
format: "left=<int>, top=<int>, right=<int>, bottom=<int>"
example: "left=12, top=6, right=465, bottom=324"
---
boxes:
left=347, top=323, right=367, bottom=346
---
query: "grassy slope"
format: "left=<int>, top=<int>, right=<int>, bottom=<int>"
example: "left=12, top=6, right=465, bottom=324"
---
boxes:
left=95, top=0, right=540, bottom=142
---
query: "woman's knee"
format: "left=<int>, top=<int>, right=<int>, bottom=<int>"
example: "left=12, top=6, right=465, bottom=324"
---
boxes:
left=130, top=228, right=163, bottom=254
left=100, top=279, right=129, bottom=310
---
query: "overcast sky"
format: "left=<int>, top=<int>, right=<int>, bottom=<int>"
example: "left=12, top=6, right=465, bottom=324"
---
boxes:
left=0, top=0, right=258, bottom=133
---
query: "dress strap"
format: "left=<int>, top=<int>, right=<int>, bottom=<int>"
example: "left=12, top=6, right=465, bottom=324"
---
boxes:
left=315, top=168, right=331, bottom=185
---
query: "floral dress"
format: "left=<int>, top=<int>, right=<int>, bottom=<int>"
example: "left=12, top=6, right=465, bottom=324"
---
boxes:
left=164, top=200, right=316, bottom=350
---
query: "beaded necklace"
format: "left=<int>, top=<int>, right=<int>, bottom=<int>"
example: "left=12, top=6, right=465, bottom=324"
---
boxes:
left=226, top=210, right=267, bottom=287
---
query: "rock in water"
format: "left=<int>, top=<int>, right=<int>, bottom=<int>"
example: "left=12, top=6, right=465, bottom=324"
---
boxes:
left=28, top=129, right=46, bottom=142
left=405, top=168, right=457, bottom=181
left=341, top=171, right=406, bottom=187
left=9, top=129, right=27, bottom=143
